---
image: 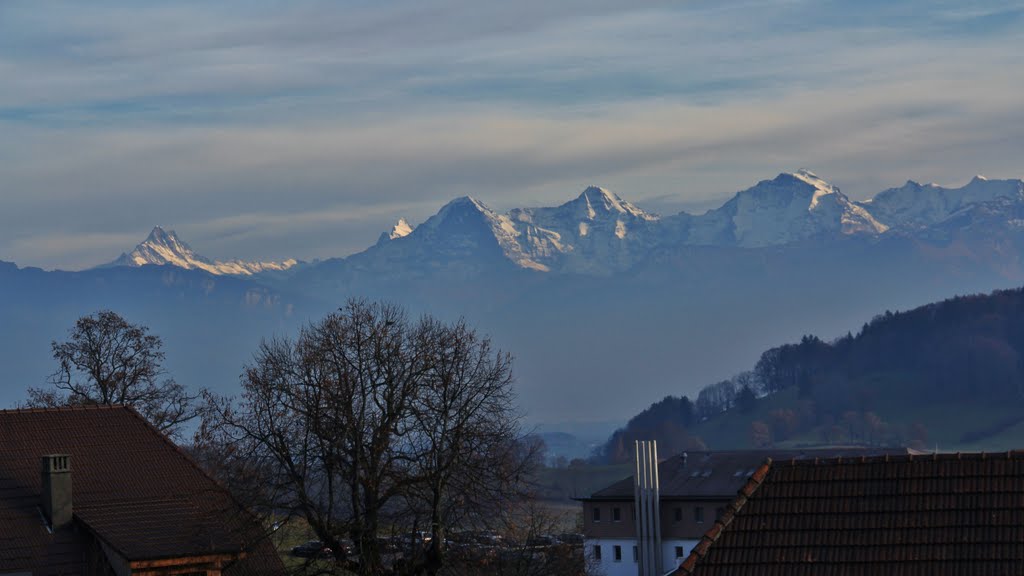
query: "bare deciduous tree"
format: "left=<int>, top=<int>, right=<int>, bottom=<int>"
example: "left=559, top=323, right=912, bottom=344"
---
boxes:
left=403, top=317, right=527, bottom=575
left=27, top=310, right=196, bottom=436
left=198, top=300, right=534, bottom=576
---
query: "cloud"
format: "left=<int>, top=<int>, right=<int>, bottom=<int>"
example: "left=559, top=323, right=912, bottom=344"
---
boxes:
left=1, top=0, right=1023, bottom=268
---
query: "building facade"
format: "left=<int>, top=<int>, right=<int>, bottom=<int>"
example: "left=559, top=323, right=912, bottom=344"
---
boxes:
left=580, top=448, right=911, bottom=576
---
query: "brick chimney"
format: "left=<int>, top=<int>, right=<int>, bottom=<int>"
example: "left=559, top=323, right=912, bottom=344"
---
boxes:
left=41, top=454, right=72, bottom=529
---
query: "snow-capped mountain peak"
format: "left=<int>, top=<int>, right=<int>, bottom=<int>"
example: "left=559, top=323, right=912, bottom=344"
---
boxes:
left=863, top=175, right=1024, bottom=229
left=788, top=169, right=840, bottom=210
left=118, top=227, right=211, bottom=268
left=105, top=227, right=297, bottom=276
left=685, top=170, right=887, bottom=247
left=389, top=218, right=413, bottom=239
left=377, top=218, right=414, bottom=245
left=790, top=168, right=828, bottom=187
left=567, top=186, right=657, bottom=221
left=423, top=196, right=495, bottom=228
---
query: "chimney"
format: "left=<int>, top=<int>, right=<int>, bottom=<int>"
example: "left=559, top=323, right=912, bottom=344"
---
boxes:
left=41, top=454, right=72, bottom=529
left=681, top=452, right=688, bottom=467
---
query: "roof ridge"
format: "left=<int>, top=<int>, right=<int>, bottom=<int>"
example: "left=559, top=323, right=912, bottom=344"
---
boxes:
left=774, top=450, right=1024, bottom=466
left=676, top=457, right=773, bottom=575
left=0, top=403, right=129, bottom=414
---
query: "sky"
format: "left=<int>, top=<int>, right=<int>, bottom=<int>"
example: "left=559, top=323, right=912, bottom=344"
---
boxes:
left=2, top=0, right=1023, bottom=270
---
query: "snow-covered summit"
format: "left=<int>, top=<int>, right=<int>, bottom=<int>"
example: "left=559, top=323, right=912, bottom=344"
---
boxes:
left=502, top=186, right=661, bottom=273
left=685, top=171, right=887, bottom=247
left=389, top=218, right=413, bottom=239
left=105, top=227, right=298, bottom=276
left=860, top=176, right=1024, bottom=229
left=376, top=218, right=414, bottom=245
left=561, top=186, right=657, bottom=221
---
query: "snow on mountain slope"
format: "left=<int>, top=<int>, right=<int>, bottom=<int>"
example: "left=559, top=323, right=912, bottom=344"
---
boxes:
left=106, top=227, right=298, bottom=276
left=508, top=186, right=661, bottom=274
left=423, top=196, right=549, bottom=271
left=105, top=170, right=1024, bottom=280
left=355, top=171, right=915, bottom=275
left=356, top=196, right=550, bottom=274
left=376, top=218, right=414, bottom=245
left=687, top=170, right=887, bottom=247
left=389, top=218, right=413, bottom=239
left=860, top=176, right=1024, bottom=230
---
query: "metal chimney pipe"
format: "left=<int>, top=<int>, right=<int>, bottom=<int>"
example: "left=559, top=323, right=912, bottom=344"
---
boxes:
left=640, top=441, right=650, bottom=575
left=643, top=440, right=651, bottom=569
left=634, top=441, right=644, bottom=576
left=633, top=441, right=662, bottom=576
left=652, top=441, right=663, bottom=574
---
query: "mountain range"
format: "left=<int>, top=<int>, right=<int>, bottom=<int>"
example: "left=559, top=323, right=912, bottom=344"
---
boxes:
left=106, top=169, right=1022, bottom=279
left=3, top=170, right=1024, bottom=431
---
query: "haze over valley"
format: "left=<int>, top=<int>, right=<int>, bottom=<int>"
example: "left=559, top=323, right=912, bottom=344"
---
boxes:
left=4, top=170, right=1024, bottom=432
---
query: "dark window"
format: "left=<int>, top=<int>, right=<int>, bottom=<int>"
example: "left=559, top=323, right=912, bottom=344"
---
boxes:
left=613, top=507, right=621, bottom=522
left=594, top=545, right=602, bottom=560
left=613, top=545, right=622, bottom=562
left=633, top=545, right=638, bottom=562
left=695, top=506, right=705, bottom=523
left=675, top=545, right=684, bottom=558
left=593, top=507, right=601, bottom=522
left=673, top=507, right=682, bottom=522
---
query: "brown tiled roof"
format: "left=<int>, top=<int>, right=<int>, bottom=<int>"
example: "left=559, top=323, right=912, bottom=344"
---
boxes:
left=584, top=448, right=911, bottom=501
left=675, top=452, right=1024, bottom=575
left=0, top=405, right=282, bottom=575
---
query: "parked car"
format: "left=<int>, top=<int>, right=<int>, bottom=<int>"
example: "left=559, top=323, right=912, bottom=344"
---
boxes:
left=557, top=532, right=585, bottom=545
left=526, top=534, right=560, bottom=547
left=291, top=540, right=333, bottom=558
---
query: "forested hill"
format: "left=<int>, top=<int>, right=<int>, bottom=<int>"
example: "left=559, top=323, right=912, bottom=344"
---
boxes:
left=599, top=286, right=1024, bottom=462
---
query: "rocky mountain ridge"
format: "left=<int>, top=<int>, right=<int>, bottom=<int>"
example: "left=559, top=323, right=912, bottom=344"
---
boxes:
left=104, top=227, right=299, bottom=276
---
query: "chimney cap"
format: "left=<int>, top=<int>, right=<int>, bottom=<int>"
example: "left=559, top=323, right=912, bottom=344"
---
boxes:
left=42, top=454, right=71, bottom=473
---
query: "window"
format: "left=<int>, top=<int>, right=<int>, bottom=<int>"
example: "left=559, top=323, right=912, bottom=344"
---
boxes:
left=613, top=545, right=622, bottom=562
left=633, top=545, right=638, bottom=562
left=673, top=507, right=682, bottom=523
left=593, top=507, right=601, bottom=522
left=675, top=546, right=684, bottom=558
left=695, top=506, right=705, bottom=523
left=593, top=545, right=602, bottom=560
left=612, top=507, right=621, bottom=522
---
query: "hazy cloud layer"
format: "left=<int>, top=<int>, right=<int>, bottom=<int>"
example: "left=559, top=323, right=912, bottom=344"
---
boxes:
left=2, top=0, right=1023, bottom=268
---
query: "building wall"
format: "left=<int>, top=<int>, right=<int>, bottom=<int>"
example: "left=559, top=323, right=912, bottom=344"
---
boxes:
left=582, top=499, right=732, bottom=540
left=583, top=501, right=635, bottom=538
left=585, top=538, right=700, bottom=576
left=662, top=539, right=700, bottom=572
left=660, top=499, right=731, bottom=539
